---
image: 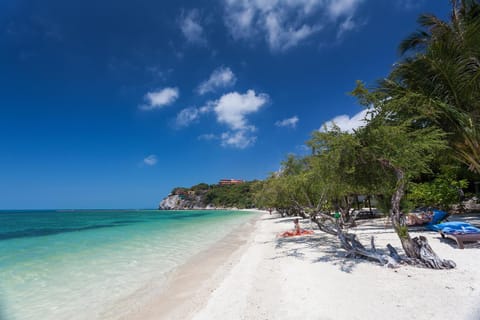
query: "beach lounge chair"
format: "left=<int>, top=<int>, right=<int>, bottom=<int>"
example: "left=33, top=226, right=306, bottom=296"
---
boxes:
left=422, top=209, right=449, bottom=230
left=430, top=221, right=480, bottom=249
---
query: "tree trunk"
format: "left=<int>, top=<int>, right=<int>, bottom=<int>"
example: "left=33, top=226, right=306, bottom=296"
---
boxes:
left=298, top=210, right=307, bottom=219
left=389, top=167, right=418, bottom=257
left=388, top=165, right=455, bottom=269
left=337, top=197, right=355, bottom=228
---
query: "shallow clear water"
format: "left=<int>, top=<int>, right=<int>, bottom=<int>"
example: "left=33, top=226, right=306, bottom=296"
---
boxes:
left=0, top=210, right=256, bottom=320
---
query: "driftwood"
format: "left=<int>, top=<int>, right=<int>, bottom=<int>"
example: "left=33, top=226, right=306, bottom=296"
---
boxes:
left=311, top=214, right=456, bottom=269
left=381, top=163, right=455, bottom=269
left=412, top=236, right=456, bottom=269
left=312, top=215, right=399, bottom=268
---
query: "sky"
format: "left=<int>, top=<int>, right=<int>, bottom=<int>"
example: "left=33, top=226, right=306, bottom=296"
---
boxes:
left=0, top=0, right=450, bottom=209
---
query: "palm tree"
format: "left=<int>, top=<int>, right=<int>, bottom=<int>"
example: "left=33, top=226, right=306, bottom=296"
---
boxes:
left=385, top=0, right=480, bottom=173
left=455, top=119, right=480, bottom=172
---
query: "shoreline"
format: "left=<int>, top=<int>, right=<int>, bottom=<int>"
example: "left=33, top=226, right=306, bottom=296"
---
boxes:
left=157, top=208, right=265, bottom=211
left=129, top=212, right=480, bottom=320
left=120, top=210, right=266, bottom=320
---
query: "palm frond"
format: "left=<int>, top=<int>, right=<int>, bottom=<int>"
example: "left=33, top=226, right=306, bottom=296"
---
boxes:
left=399, top=31, right=430, bottom=55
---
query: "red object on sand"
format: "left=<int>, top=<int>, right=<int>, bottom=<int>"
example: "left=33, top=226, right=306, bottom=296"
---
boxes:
left=281, top=229, right=314, bottom=237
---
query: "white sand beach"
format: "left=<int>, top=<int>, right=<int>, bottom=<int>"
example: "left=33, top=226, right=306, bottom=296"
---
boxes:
left=131, top=211, right=480, bottom=320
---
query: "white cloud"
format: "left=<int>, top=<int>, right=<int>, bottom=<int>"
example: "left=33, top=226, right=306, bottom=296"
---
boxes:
left=176, top=107, right=200, bottom=127
left=320, top=108, right=369, bottom=133
left=209, top=90, right=268, bottom=149
left=222, top=0, right=364, bottom=51
left=264, top=13, right=319, bottom=51
left=199, top=105, right=213, bottom=113
left=221, top=130, right=256, bottom=149
left=275, top=116, right=299, bottom=128
left=143, top=155, right=158, bottom=166
left=197, top=67, right=237, bottom=95
left=337, top=16, right=356, bottom=39
left=199, top=131, right=255, bottom=149
left=328, top=0, right=362, bottom=19
left=212, top=90, right=269, bottom=130
left=139, top=87, right=179, bottom=111
left=191, top=90, right=268, bottom=149
left=173, top=90, right=268, bottom=149
left=175, top=105, right=211, bottom=127
left=198, top=133, right=217, bottom=141
left=179, top=9, right=206, bottom=45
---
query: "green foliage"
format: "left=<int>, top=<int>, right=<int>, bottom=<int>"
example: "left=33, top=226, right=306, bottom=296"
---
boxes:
left=203, top=181, right=257, bottom=209
left=306, top=128, right=368, bottom=213
left=281, top=154, right=306, bottom=176
left=250, top=1, right=480, bottom=259
left=383, top=0, right=480, bottom=174
left=171, top=187, right=188, bottom=194
left=400, top=198, right=415, bottom=214
left=190, top=183, right=210, bottom=194
left=357, top=121, right=448, bottom=180
left=397, top=225, right=409, bottom=239
left=408, top=172, right=469, bottom=210
left=254, top=0, right=479, bottom=217
left=169, top=181, right=258, bottom=209
left=374, top=195, right=393, bottom=217
left=455, top=123, right=480, bottom=173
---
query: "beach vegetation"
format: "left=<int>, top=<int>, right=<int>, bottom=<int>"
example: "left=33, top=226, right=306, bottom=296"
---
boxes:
left=168, top=181, right=259, bottom=209
left=408, top=169, right=469, bottom=210
left=190, top=183, right=210, bottom=194
left=205, top=182, right=257, bottom=208
left=255, top=0, right=480, bottom=269
left=388, top=0, right=480, bottom=173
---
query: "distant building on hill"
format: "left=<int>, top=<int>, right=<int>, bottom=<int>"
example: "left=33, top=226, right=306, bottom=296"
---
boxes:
left=219, top=179, right=244, bottom=186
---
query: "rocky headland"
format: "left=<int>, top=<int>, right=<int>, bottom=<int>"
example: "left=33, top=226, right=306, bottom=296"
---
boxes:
left=158, top=194, right=216, bottom=210
left=158, top=181, right=257, bottom=210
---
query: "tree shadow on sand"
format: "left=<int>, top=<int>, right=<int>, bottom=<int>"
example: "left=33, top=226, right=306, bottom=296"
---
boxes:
left=272, top=234, right=372, bottom=273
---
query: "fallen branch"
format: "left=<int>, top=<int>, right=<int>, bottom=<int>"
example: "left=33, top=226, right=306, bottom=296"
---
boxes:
left=311, top=213, right=456, bottom=269
left=312, top=214, right=399, bottom=268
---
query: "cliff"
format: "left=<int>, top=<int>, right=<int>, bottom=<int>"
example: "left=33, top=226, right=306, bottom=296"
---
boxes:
left=158, top=194, right=214, bottom=210
left=158, top=181, right=258, bottom=210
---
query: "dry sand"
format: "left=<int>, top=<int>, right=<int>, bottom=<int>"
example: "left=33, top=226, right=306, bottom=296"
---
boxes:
left=131, top=211, right=480, bottom=320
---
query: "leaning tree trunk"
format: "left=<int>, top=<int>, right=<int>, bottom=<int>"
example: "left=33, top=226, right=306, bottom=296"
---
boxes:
left=341, top=195, right=354, bottom=226
left=390, top=168, right=419, bottom=258
left=389, top=166, right=455, bottom=269
left=334, top=197, right=355, bottom=228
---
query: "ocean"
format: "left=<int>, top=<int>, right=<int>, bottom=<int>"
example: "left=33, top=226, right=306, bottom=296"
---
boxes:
left=0, top=209, right=257, bottom=320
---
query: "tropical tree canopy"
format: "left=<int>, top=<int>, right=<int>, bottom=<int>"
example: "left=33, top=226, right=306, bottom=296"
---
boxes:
left=384, top=0, right=480, bottom=172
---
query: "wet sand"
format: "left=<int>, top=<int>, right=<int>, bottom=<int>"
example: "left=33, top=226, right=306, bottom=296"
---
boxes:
left=123, top=211, right=263, bottom=320
left=125, top=211, right=480, bottom=320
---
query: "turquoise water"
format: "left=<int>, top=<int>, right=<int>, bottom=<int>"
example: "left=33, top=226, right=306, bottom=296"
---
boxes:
left=0, top=210, right=256, bottom=320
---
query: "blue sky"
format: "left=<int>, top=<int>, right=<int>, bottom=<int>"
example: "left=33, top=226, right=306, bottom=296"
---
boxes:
left=0, top=0, right=450, bottom=209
